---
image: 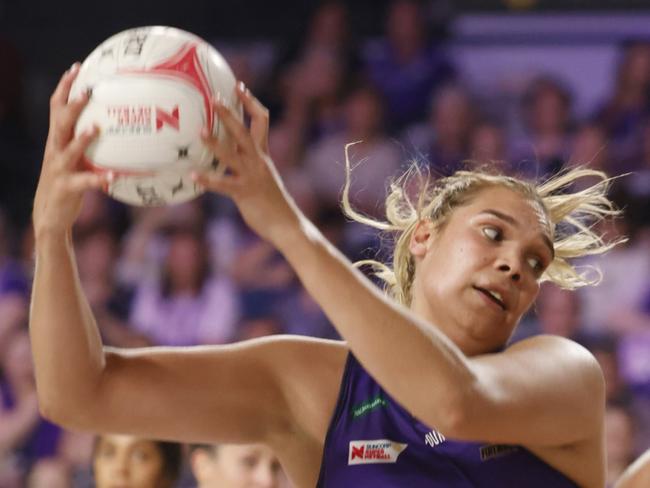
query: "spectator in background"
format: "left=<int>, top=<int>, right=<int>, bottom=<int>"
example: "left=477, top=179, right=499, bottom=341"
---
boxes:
left=570, top=123, right=609, bottom=172
left=129, top=217, right=240, bottom=346
left=532, top=283, right=586, bottom=340
left=189, top=443, right=285, bottom=488
left=403, top=83, right=476, bottom=175
left=26, top=457, right=71, bottom=488
left=304, top=83, right=401, bottom=217
left=621, top=116, right=650, bottom=233
left=596, top=41, right=650, bottom=169
left=583, top=335, right=632, bottom=405
left=569, top=123, right=613, bottom=192
left=0, top=329, right=59, bottom=486
left=266, top=1, right=357, bottom=131
left=232, top=232, right=295, bottom=323
left=74, top=224, right=150, bottom=348
left=468, top=121, right=508, bottom=169
left=511, top=76, right=574, bottom=178
left=606, top=402, right=638, bottom=487
left=0, top=209, right=32, bottom=357
left=362, top=0, right=455, bottom=132
left=0, top=209, right=29, bottom=299
left=92, top=434, right=182, bottom=488
left=578, top=216, right=650, bottom=336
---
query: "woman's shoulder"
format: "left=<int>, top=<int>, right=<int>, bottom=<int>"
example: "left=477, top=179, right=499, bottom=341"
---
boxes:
left=506, top=334, right=603, bottom=380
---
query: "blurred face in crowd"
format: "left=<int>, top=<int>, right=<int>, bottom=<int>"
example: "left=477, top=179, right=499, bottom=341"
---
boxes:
left=387, top=0, right=424, bottom=55
left=606, top=406, right=635, bottom=467
left=93, top=435, right=170, bottom=488
left=2, top=329, right=33, bottom=386
left=619, top=43, right=650, bottom=89
left=470, top=123, right=506, bottom=164
left=166, top=230, right=207, bottom=293
left=308, top=1, right=349, bottom=48
left=571, top=124, right=607, bottom=170
left=191, top=444, right=283, bottom=488
left=432, top=86, right=473, bottom=147
left=528, top=83, right=569, bottom=135
left=535, top=284, right=580, bottom=338
left=27, top=459, right=71, bottom=488
left=76, top=229, right=118, bottom=283
left=345, top=88, right=384, bottom=139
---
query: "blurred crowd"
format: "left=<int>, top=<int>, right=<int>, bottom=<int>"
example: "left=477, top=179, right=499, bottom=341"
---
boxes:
left=1, top=1, right=650, bottom=486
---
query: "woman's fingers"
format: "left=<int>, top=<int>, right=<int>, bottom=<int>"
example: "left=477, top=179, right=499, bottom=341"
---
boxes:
left=52, top=90, right=89, bottom=152
left=212, top=97, right=256, bottom=158
left=57, top=125, right=99, bottom=171
left=200, top=127, right=240, bottom=172
left=63, top=171, right=111, bottom=194
left=49, top=63, right=80, bottom=115
left=235, top=82, right=270, bottom=153
left=47, top=63, right=90, bottom=154
left=191, top=170, right=240, bottom=198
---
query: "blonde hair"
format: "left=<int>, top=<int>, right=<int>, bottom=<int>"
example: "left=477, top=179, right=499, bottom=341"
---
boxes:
left=342, top=144, right=625, bottom=306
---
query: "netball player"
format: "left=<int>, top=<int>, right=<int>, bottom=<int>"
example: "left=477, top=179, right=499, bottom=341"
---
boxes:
left=30, top=64, right=621, bottom=487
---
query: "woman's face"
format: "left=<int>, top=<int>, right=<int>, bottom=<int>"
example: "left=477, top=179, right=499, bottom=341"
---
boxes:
left=409, top=186, right=553, bottom=355
left=192, top=444, right=283, bottom=488
left=93, top=435, right=168, bottom=488
left=166, top=232, right=205, bottom=290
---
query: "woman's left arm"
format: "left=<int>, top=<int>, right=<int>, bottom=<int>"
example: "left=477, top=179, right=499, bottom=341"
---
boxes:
left=195, top=85, right=603, bottom=448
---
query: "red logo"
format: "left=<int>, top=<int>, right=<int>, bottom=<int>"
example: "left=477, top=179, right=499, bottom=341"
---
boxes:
left=156, top=106, right=180, bottom=131
left=351, top=446, right=365, bottom=460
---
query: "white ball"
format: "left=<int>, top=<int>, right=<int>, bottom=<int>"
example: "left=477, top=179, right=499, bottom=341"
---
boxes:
left=69, top=26, right=240, bottom=206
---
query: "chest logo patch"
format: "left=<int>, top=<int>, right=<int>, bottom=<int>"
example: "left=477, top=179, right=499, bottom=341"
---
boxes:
left=350, top=395, right=388, bottom=420
left=348, top=439, right=408, bottom=465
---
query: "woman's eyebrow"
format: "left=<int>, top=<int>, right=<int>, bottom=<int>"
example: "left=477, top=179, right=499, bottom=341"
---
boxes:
left=479, top=209, right=555, bottom=259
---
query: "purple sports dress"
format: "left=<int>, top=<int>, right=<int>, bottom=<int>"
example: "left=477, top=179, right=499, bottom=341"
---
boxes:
left=316, top=354, right=580, bottom=487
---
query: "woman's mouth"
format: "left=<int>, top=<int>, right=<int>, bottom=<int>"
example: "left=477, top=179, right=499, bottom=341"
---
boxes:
left=473, top=286, right=506, bottom=311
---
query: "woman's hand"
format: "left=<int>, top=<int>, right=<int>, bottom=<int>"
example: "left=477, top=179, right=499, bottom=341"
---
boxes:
left=32, top=63, right=111, bottom=238
left=193, top=83, right=301, bottom=247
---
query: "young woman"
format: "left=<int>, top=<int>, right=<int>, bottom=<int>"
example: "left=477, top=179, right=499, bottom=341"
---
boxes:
left=189, top=442, right=285, bottom=488
left=30, top=64, right=620, bottom=487
left=92, top=434, right=182, bottom=488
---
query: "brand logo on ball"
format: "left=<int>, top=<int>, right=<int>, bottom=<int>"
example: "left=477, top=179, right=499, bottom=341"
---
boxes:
left=348, top=440, right=407, bottom=465
left=106, top=105, right=151, bottom=134
left=71, top=26, right=240, bottom=206
left=105, top=105, right=179, bottom=135
left=155, top=106, right=180, bottom=131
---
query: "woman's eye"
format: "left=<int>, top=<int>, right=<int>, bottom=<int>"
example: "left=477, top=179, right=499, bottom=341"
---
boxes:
left=482, top=227, right=501, bottom=241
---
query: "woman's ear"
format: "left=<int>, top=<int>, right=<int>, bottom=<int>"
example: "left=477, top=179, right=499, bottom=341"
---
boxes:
left=409, top=220, right=434, bottom=257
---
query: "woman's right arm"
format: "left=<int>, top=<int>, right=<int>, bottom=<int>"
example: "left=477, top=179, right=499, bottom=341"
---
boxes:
left=32, top=196, right=345, bottom=446
left=30, top=65, right=346, bottom=447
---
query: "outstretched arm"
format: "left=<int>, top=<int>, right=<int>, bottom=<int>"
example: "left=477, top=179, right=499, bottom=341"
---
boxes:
left=29, top=67, right=345, bottom=448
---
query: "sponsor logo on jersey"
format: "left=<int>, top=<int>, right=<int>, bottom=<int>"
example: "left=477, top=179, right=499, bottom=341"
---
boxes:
left=424, top=428, right=446, bottom=448
left=348, top=439, right=407, bottom=465
left=479, top=444, right=519, bottom=461
left=350, top=395, right=388, bottom=420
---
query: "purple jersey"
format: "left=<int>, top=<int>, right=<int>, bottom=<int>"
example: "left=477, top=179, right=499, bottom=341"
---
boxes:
left=316, top=354, right=579, bottom=487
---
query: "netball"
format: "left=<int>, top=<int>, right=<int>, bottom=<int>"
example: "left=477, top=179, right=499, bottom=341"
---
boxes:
left=69, top=26, right=240, bottom=206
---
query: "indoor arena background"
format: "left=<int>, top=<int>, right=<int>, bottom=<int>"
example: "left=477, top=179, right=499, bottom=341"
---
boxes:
left=1, top=1, right=649, bottom=486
